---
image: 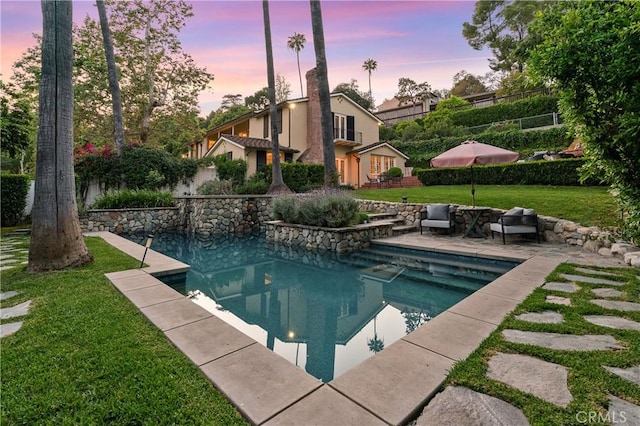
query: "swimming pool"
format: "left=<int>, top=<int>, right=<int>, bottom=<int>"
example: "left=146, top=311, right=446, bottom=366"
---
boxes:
left=128, top=233, right=519, bottom=382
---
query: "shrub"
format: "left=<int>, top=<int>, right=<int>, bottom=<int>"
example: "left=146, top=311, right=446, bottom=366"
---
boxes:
left=1, top=174, right=29, bottom=226
left=263, top=163, right=325, bottom=193
left=212, top=154, right=247, bottom=184
left=272, top=196, right=300, bottom=223
left=235, top=179, right=269, bottom=195
left=448, top=95, right=559, bottom=128
left=91, top=189, right=174, bottom=209
left=387, top=167, right=403, bottom=178
left=272, top=190, right=359, bottom=227
left=197, top=180, right=234, bottom=195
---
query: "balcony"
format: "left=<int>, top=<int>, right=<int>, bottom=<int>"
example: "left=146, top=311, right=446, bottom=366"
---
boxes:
left=333, top=129, right=363, bottom=147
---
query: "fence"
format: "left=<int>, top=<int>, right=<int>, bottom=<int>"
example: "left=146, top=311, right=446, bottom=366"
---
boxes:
left=463, top=112, right=564, bottom=134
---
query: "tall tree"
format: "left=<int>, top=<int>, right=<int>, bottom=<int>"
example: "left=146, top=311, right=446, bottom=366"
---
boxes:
left=96, top=0, right=124, bottom=155
left=0, top=81, right=35, bottom=161
left=462, top=0, right=547, bottom=72
left=450, top=70, right=489, bottom=97
left=262, top=0, right=289, bottom=194
left=362, top=58, right=377, bottom=106
left=287, top=32, right=306, bottom=98
left=332, top=79, right=372, bottom=110
left=275, top=73, right=292, bottom=102
left=29, top=0, right=93, bottom=272
left=529, top=0, right=640, bottom=244
left=395, top=77, right=432, bottom=107
left=310, top=0, right=337, bottom=187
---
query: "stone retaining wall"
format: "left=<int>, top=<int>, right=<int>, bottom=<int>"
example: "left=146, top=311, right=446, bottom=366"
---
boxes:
left=264, top=220, right=395, bottom=253
left=79, top=196, right=638, bottom=265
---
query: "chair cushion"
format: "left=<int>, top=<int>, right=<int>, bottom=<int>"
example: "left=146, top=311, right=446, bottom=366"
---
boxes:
left=427, top=204, right=450, bottom=221
left=522, top=208, right=537, bottom=226
left=501, top=207, right=523, bottom=226
left=422, top=219, right=451, bottom=229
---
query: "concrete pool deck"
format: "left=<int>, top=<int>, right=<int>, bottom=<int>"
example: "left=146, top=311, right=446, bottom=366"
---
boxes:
left=91, top=231, right=628, bottom=425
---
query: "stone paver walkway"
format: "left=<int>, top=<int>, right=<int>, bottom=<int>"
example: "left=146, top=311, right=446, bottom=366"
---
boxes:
left=419, top=266, right=640, bottom=424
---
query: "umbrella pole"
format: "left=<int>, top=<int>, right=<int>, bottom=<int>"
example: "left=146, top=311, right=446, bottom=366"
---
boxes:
left=471, top=165, right=475, bottom=207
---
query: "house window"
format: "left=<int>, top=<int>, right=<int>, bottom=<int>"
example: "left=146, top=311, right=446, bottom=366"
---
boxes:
left=226, top=151, right=233, bottom=160
left=266, top=151, right=285, bottom=164
left=334, top=113, right=347, bottom=140
left=370, top=154, right=395, bottom=177
left=262, top=111, right=283, bottom=138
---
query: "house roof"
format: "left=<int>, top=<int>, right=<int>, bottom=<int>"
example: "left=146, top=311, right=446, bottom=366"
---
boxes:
left=348, top=141, right=409, bottom=159
left=207, top=93, right=383, bottom=137
left=204, top=134, right=299, bottom=158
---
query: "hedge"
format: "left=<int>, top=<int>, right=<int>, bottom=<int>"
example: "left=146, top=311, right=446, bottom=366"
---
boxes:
left=1, top=174, right=30, bottom=226
left=448, top=95, right=559, bottom=128
left=263, top=163, right=325, bottom=193
left=416, top=158, right=602, bottom=187
left=392, top=127, right=573, bottom=168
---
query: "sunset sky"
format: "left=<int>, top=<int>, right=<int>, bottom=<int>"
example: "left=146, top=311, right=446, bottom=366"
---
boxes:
left=0, top=0, right=492, bottom=116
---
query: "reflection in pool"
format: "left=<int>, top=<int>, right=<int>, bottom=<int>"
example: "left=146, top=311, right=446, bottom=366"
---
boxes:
left=128, top=233, right=518, bottom=382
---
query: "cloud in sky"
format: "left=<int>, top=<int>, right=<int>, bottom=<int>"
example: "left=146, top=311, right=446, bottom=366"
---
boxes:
left=0, top=0, right=493, bottom=116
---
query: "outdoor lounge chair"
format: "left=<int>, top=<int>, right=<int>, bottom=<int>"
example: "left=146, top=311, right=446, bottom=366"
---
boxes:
left=490, top=207, right=540, bottom=244
left=420, top=204, right=456, bottom=236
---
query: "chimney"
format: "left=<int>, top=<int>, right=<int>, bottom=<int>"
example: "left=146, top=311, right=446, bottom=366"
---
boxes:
left=304, top=68, right=324, bottom=164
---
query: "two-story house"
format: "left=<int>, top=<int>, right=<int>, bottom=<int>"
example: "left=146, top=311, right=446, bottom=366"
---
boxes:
left=188, top=68, right=408, bottom=188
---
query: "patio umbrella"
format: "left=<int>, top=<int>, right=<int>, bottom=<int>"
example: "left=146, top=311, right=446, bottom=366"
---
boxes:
left=430, top=140, right=519, bottom=207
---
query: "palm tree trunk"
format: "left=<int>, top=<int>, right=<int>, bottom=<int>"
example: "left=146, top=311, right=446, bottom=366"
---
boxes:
left=296, top=51, right=304, bottom=98
left=96, top=0, right=125, bottom=155
left=310, top=0, right=337, bottom=187
left=29, top=0, right=93, bottom=272
left=263, top=0, right=289, bottom=194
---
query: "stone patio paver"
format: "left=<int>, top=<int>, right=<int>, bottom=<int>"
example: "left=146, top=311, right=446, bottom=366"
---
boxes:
left=583, top=315, right=640, bottom=331
left=604, top=365, right=640, bottom=386
left=546, top=295, right=571, bottom=306
left=200, top=343, right=322, bottom=425
left=515, top=311, right=564, bottom=324
left=574, top=267, right=620, bottom=278
left=487, top=352, right=573, bottom=408
left=542, top=282, right=580, bottom=293
left=502, top=329, right=624, bottom=351
left=560, top=273, right=625, bottom=286
left=329, top=339, right=453, bottom=426
left=0, top=290, right=19, bottom=300
left=608, top=395, right=640, bottom=425
left=592, top=288, right=623, bottom=298
left=1, top=321, right=24, bottom=338
left=591, top=299, right=640, bottom=312
left=140, top=298, right=213, bottom=331
left=0, top=300, right=32, bottom=319
left=416, top=386, right=530, bottom=426
left=263, top=385, right=386, bottom=426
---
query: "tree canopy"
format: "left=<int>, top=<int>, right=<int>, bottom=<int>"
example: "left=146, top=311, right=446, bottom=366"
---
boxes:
left=529, top=0, right=640, bottom=243
left=463, top=0, right=548, bottom=72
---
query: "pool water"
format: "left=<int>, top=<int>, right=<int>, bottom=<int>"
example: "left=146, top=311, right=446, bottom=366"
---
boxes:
left=128, top=234, right=518, bottom=382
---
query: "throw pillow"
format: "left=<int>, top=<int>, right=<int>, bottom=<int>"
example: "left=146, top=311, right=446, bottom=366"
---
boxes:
left=522, top=208, right=537, bottom=226
left=427, top=204, right=450, bottom=221
left=501, top=207, right=523, bottom=226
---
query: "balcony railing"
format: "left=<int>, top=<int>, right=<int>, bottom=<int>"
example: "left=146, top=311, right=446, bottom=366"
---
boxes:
left=333, top=129, right=363, bottom=144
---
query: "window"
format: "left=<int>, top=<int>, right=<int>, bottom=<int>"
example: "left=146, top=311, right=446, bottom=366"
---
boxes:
left=262, top=111, right=283, bottom=138
left=334, top=113, right=346, bottom=140
left=226, top=151, right=233, bottom=160
left=370, top=154, right=395, bottom=177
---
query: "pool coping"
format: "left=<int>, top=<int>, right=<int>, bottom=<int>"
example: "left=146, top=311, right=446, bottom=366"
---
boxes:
left=89, top=231, right=566, bottom=425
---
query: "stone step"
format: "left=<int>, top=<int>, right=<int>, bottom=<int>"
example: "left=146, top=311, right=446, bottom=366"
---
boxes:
left=367, top=212, right=398, bottom=221
left=392, top=224, right=417, bottom=236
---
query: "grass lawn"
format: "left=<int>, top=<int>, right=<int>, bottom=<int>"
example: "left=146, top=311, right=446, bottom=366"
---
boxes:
left=0, top=235, right=248, bottom=425
left=354, top=185, right=619, bottom=228
left=443, top=264, right=640, bottom=425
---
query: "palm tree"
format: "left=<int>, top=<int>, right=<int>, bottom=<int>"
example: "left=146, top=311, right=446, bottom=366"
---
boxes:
left=367, top=315, right=384, bottom=353
left=263, top=0, right=289, bottom=194
left=287, top=32, right=306, bottom=98
left=310, top=0, right=337, bottom=187
left=29, top=0, right=93, bottom=272
left=362, top=58, right=377, bottom=106
left=96, top=0, right=125, bottom=155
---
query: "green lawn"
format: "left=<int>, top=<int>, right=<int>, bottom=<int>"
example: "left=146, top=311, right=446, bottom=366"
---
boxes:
left=355, top=185, right=619, bottom=228
left=0, top=236, right=248, bottom=425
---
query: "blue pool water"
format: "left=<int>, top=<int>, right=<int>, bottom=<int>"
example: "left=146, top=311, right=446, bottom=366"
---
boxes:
left=128, top=233, right=518, bottom=382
